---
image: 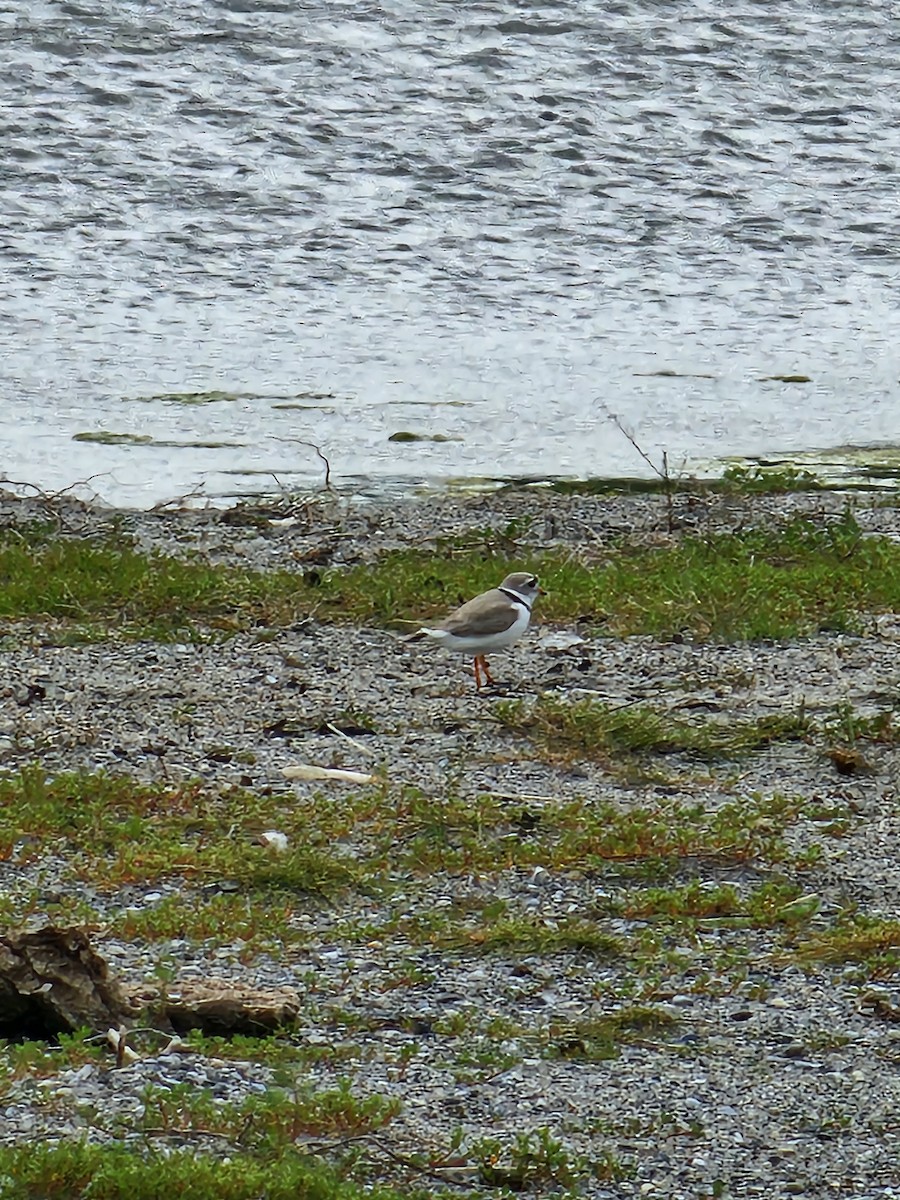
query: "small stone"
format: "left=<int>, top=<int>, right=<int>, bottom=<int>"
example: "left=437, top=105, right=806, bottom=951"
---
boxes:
left=781, top=1042, right=807, bottom=1058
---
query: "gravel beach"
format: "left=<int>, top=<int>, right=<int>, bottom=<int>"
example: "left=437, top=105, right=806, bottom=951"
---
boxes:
left=1, top=484, right=900, bottom=1198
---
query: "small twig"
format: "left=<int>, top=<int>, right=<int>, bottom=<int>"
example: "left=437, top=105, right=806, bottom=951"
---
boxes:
left=151, top=486, right=211, bottom=512
left=324, top=722, right=380, bottom=760
left=298, top=1132, right=471, bottom=1185
left=606, top=412, right=666, bottom=483
left=0, top=473, right=111, bottom=531
left=563, top=690, right=654, bottom=711
left=482, top=791, right=565, bottom=805
left=0, top=472, right=108, bottom=500
left=139, top=1127, right=241, bottom=1143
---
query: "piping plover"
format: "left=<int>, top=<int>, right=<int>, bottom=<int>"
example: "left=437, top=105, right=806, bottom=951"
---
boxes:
left=407, top=572, right=544, bottom=689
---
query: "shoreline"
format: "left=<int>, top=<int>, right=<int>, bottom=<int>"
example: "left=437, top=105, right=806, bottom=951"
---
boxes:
left=1, top=483, right=900, bottom=1196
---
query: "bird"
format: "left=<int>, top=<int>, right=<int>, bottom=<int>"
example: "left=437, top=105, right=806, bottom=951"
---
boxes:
left=405, top=572, right=545, bottom=689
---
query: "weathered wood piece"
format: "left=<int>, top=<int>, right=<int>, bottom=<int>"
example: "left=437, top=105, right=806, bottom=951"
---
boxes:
left=128, top=979, right=301, bottom=1035
left=0, top=926, right=129, bottom=1037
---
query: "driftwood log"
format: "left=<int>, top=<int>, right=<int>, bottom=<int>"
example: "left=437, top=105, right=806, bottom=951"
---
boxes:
left=0, top=926, right=129, bottom=1038
left=128, top=980, right=302, bottom=1036
left=0, top=926, right=300, bottom=1040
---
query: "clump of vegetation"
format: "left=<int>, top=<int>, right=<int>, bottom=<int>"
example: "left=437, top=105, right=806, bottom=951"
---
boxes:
left=494, top=696, right=810, bottom=762
left=447, top=916, right=623, bottom=958
left=546, top=792, right=830, bottom=874
left=136, top=1078, right=400, bottom=1146
left=620, top=878, right=811, bottom=926
left=0, top=525, right=308, bottom=638
left=791, top=917, right=900, bottom=980
left=0, top=766, right=839, bottom=952
left=818, top=701, right=898, bottom=775
left=821, top=702, right=897, bottom=747
left=0, top=767, right=357, bottom=909
left=470, top=1127, right=629, bottom=1189
left=545, top=1004, right=679, bottom=1062
left=721, top=463, right=823, bottom=493
left=327, top=510, right=900, bottom=640
left=111, top=892, right=300, bottom=949
left=0, top=1129, right=409, bottom=1200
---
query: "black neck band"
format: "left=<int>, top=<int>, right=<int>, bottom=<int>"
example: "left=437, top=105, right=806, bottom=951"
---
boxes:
left=499, top=587, right=532, bottom=610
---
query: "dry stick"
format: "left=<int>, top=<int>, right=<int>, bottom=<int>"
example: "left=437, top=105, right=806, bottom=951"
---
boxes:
left=606, top=412, right=667, bottom=483
left=606, top=411, right=676, bottom=533
left=0, top=472, right=108, bottom=500
left=151, top=486, right=212, bottom=512
left=324, top=721, right=380, bottom=760
left=135, top=1125, right=466, bottom=1186
left=297, top=1132, right=471, bottom=1185
left=595, top=406, right=690, bottom=535
left=139, top=1128, right=243, bottom=1144
left=274, top=438, right=333, bottom=490
left=482, top=790, right=565, bottom=805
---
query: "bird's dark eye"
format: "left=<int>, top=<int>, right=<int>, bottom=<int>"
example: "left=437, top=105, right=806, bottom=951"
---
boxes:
left=527, top=576, right=537, bottom=588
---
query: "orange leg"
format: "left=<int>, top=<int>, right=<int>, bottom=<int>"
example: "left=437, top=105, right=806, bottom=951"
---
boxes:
left=473, top=655, right=495, bottom=689
left=473, top=656, right=484, bottom=689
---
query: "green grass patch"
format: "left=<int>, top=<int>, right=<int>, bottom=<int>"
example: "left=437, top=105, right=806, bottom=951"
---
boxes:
left=4, top=510, right=900, bottom=640
left=0, top=1029, right=107, bottom=1084
left=495, top=697, right=810, bottom=762
left=546, top=792, right=831, bottom=874
left=720, top=464, right=823, bottom=493
left=332, top=509, right=900, bottom=639
left=332, top=785, right=836, bottom=883
left=0, top=767, right=358, bottom=901
left=110, top=892, right=301, bottom=949
left=0, top=527, right=312, bottom=638
left=135, top=1078, right=399, bottom=1146
left=821, top=701, right=898, bottom=746
left=0, top=769, right=836, bottom=948
left=0, top=1136, right=414, bottom=1200
left=620, top=878, right=811, bottom=925
left=546, top=1004, right=679, bottom=1062
left=176, top=1029, right=362, bottom=1066
left=470, top=1127, right=629, bottom=1190
left=791, top=917, right=900, bottom=979
left=447, top=916, right=622, bottom=957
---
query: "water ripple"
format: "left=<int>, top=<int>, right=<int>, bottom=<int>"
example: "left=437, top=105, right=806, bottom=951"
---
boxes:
left=2, top=0, right=900, bottom=503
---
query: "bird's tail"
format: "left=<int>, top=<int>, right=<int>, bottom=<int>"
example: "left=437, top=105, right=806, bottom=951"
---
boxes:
left=401, top=628, right=427, bottom=643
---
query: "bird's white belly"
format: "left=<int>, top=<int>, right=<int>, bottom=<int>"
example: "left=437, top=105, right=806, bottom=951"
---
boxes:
left=422, top=605, right=531, bottom=654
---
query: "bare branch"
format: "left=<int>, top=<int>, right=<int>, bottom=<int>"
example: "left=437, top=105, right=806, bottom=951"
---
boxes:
left=274, top=438, right=333, bottom=490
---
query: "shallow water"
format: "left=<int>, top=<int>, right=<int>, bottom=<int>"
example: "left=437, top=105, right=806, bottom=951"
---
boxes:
left=3, top=0, right=900, bottom=506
